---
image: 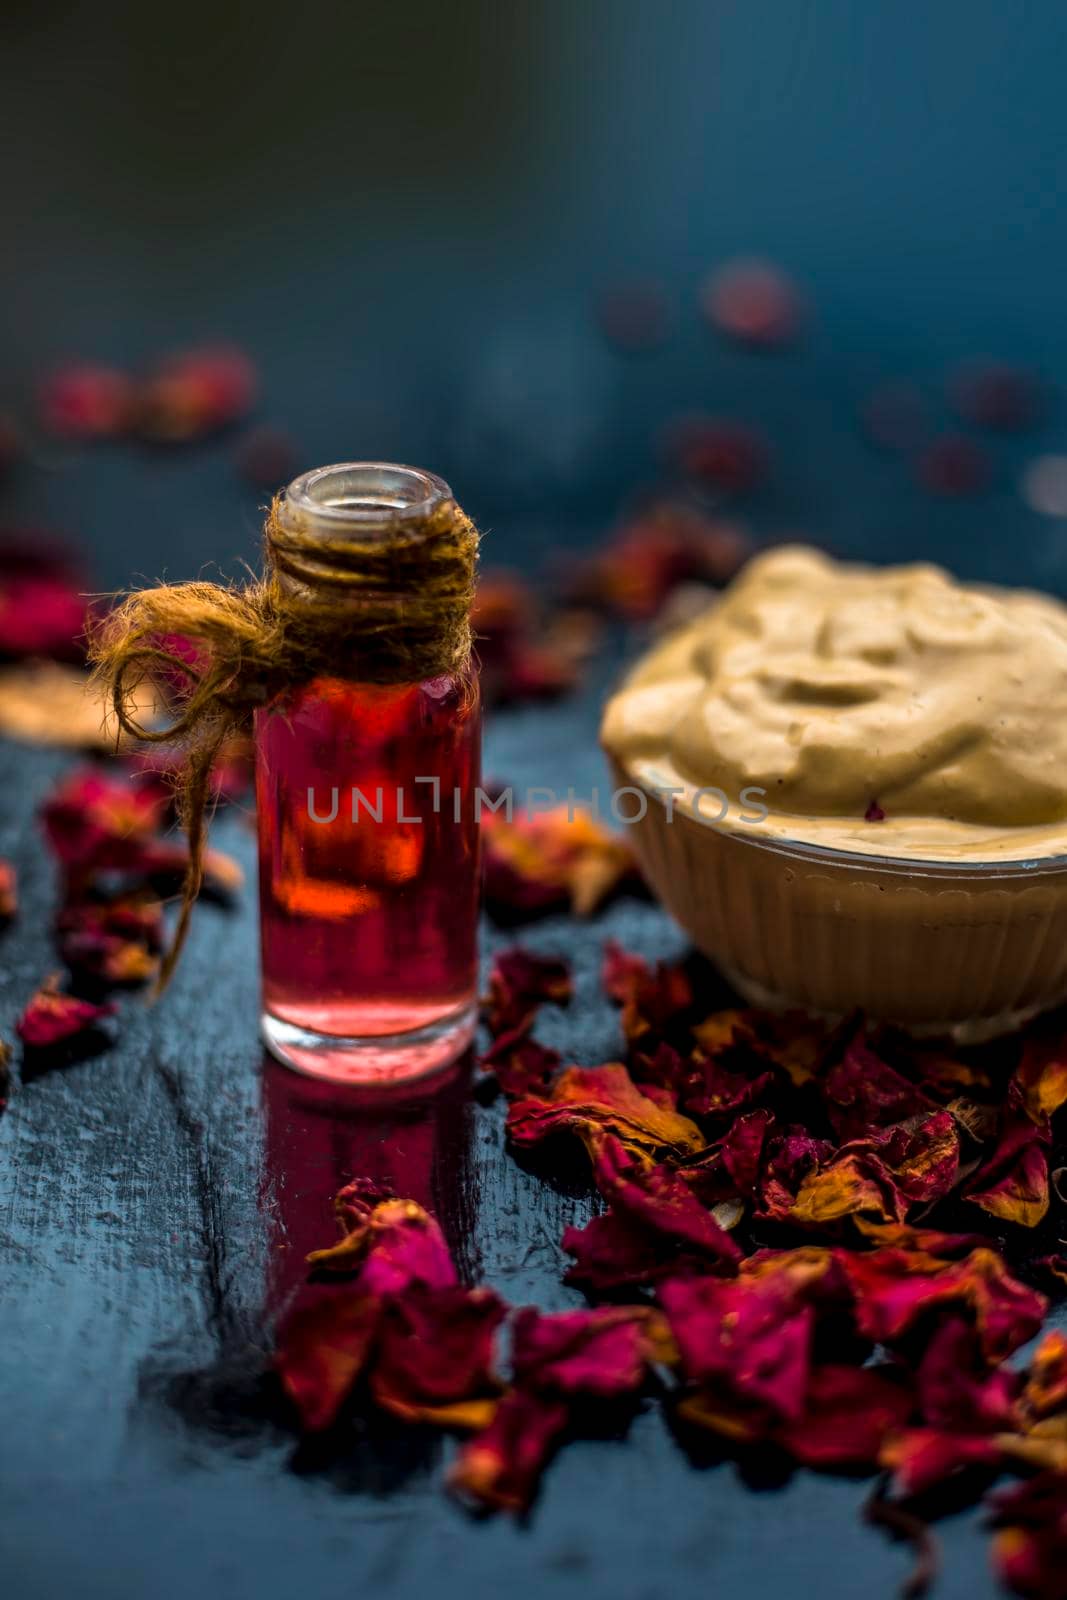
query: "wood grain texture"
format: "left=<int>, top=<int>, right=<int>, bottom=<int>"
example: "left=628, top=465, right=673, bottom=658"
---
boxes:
left=0, top=696, right=1000, bottom=1600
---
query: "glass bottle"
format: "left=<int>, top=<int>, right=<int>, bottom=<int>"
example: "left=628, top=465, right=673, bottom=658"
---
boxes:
left=255, top=463, right=481, bottom=1085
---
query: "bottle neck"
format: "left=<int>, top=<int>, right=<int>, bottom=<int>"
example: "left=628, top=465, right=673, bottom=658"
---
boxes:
left=272, top=462, right=454, bottom=603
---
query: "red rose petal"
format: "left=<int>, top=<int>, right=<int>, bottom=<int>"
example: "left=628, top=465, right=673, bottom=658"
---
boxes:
left=16, top=975, right=116, bottom=1048
left=659, top=1273, right=813, bottom=1423
left=275, top=1288, right=380, bottom=1431
left=511, top=1303, right=665, bottom=1399
left=916, top=1315, right=1021, bottom=1433
left=841, top=1245, right=1046, bottom=1364
left=507, top=1063, right=706, bottom=1164
left=820, top=1036, right=935, bottom=1140
left=371, top=1284, right=506, bottom=1425
left=38, top=363, right=134, bottom=439
left=665, top=416, right=769, bottom=496
left=882, top=1427, right=1003, bottom=1498
left=701, top=258, right=802, bottom=348
left=447, top=1389, right=570, bottom=1513
left=306, top=1186, right=458, bottom=1294
left=483, top=947, right=571, bottom=1037
left=778, top=1364, right=913, bottom=1469
left=989, top=1474, right=1067, bottom=1600
left=964, top=1117, right=1051, bottom=1229
left=950, top=362, right=1043, bottom=433
left=917, top=434, right=991, bottom=497
left=561, top=1132, right=741, bottom=1290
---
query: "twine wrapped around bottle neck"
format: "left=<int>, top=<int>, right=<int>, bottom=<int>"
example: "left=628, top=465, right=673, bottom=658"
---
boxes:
left=89, top=486, right=479, bottom=993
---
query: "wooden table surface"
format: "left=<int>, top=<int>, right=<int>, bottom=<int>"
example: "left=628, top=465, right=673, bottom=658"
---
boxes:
left=0, top=675, right=1009, bottom=1600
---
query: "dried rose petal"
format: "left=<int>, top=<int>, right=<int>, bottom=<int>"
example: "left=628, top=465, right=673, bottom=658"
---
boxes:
left=57, top=892, right=164, bottom=952
left=0, top=858, right=16, bottom=919
left=841, top=1245, right=1046, bottom=1364
left=41, top=768, right=168, bottom=873
left=1024, top=1333, right=1067, bottom=1423
left=307, top=1189, right=457, bottom=1294
left=561, top=504, right=751, bottom=621
left=790, top=1111, right=960, bottom=1226
left=778, top=1364, right=913, bottom=1469
left=718, top=1108, right=774, bottom=1196
left=1014, top=1028, right=1067, bottom=1124
left=949, top=361, right=1043, bottom=433
left=0, top=572, right=87, bottom=661
left=38, top=363, right=134, bottom=439
left=701, top=258, right=802, bottom=348
left=916, top=1316, right=1021, bottom=1434
left=757, top=1127, right=837, bottom=1221
left=371, top=1284, right=506, bottom=1426
left=480, top=1030, right=561, bottom=1098
left=58, top=927, right=159, bottom=986
left=692, top=1007, right=829, bottom=1091
left=853, top=1218, right=988, bottom=1258
left=16, top=975, right=116, bottom=1048
left=471, top=576, right=534, bottom=681
left=496, top=643, right=581, bottom=705
left=964, top=1117, right=1050, bottom=1229
left=133, top=837, right=244, bottom=897
left=472, top=573, right=590, bottom=709
left=507, top=1062, right=706, bottom=1163
left=917, top=434, right=991, bottom=497
left=56, top=891, right=163, bottom=985
left=989, top=1474, right=1067, bottom=1600
left=562, top=1208, right=668, bottom=1293
left=483, top=947, right=571, bottom=1037
left=665, top=416, right=769, bottom=496
left=137, top=344, right=258, bottom=441
left=447, top=1389, right=570, bottom=1513
left=882, top=1427, right=1003, bottom=1498
left=602, top=941, right=693, bottom=1047
left=821, top=1036, right=935, bottom=1140
left=39, top=763, right=240, bottom=901
left=1034, top=1255, right=1067, bottom=1292
left=483, top=807, right=643, bottom=922
left=739, top=1245, right=851, bottom=1308
left=561, top=1132, right=740, bottom=1287
left=997, top=1427, right=1067, bottom=1480
left=275, top=1288, right=380, bottom=1431
left=511, top=1304, right=667, bottom=1399
left=750, top=1011, right=831, bottom=1087
left=659, top=1273, right=812, bottom=1423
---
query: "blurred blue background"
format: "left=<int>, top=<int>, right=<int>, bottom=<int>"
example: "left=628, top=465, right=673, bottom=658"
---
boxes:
left=2, top=0, right=1066, bottom=590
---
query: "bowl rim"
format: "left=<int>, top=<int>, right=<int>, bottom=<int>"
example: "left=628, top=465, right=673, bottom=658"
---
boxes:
left=611, top=757, right=1067, bottom=881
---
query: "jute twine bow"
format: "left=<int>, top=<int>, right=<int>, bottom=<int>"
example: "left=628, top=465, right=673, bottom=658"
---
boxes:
left=89, top=493, right=479, bottom=993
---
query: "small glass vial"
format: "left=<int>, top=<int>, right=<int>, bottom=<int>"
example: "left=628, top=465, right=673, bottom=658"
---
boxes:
left=255, top=463, right=481, bottom=1085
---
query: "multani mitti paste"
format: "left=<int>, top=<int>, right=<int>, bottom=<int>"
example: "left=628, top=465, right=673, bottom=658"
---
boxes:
left=603, top=545, right=1067, bottom=862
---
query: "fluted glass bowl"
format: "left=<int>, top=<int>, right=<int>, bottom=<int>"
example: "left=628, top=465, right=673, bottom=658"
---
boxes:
left=607, top=756, right=1067, bottom=1041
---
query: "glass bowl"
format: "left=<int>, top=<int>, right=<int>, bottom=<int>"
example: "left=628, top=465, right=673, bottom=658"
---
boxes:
left=607, top=756, right=1067, bottom=1041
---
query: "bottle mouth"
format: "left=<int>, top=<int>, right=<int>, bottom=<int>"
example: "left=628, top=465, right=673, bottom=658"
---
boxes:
left=280, top=462, right=452, bottom=536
